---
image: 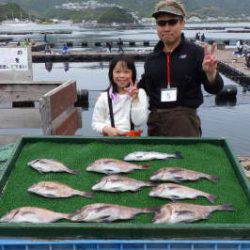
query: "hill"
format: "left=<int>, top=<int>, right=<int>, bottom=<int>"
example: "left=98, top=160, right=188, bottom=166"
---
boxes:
left=0, top=0, right=249, bottom=22
left=0, top=3, right=28, bottom=22
left=97, top=7, right=136, bottom=24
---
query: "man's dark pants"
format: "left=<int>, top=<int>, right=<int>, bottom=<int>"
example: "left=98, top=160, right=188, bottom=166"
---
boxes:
left=147, top=107, right=201, bottom=137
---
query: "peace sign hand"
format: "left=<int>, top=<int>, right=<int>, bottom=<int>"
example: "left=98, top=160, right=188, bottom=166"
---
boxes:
left=124, top=79, right=139, bottom=101
left=202, top=43, right=218, bottom=83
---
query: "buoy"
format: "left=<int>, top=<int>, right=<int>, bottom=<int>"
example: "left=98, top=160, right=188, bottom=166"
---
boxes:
left=129, top=41, right=136, bottom=46
left=45, top=61, right=53, bottom=72
left=76, top=89, right=89, bottom=108
left=216, top=84, right=237, bottom=99
left=49, top=43, right=55, bottom=48
left=66, top=41, right=73, bottom=47
left=94, top=42, right=102, bottom=47
left=215, top=96, right=237, bottom=107
left=81, top=42, right=88, bottom=47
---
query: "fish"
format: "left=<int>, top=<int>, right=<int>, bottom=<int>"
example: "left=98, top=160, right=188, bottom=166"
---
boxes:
left=150, top=167, right=219, bottom=183
left=0, top=207, right=70, bottom=223
left=149, top=183, right=216, bottom=203
left=28, top=159, right=79, bottom=174
left=124, top=151, right=182, bottom=161
left=69, top=203, right=154, bottom=222
left=86, top=158, right=148, bottom=174
left=153, top=203, right=234, bottom=224
left=92, top=175, right=153, bottom=192
left=28, top=181, right=92, bottom=199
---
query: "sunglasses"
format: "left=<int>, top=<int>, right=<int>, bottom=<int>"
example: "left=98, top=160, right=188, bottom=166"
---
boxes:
left=156, top=19, right=179, bottom=27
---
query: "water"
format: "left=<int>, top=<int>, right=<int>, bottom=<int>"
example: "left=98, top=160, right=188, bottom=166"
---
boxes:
left=1, top=23, right=250, bottom=45
left=31, top=62, right=250, bottom=156
left=1, top=23, right=250, bottom=155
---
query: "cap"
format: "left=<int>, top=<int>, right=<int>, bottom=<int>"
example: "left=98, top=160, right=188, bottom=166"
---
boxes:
left=152, top=1, right=186, bottom=19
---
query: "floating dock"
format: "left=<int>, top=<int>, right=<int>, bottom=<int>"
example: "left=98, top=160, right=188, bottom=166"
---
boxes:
left=32, top=51, right=148, bottom=62
left=32, top=49, right=250, bottom=85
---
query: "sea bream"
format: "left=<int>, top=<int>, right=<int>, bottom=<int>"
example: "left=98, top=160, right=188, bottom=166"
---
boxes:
left=150, top=167, right=219, bottom=183
left=69, top=203, right=154, bottom=222
left=149, top=183, right=216, bottom=203
left=28, top=159, right=79, bottom=174
left=86, top=158, right=148, bottom=174
left=92, top=175, right=153, bottom=192
left=153, top=203, right=234, bottom=224
left=0, top=207, right=70, bottom=223
left=124, top=151, right=182, bottom=161
left=28, top=181, right=92, bottom=198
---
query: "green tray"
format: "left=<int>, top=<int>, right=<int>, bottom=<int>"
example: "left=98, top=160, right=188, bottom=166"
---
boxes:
left=0, top=136, right=249, bottom=239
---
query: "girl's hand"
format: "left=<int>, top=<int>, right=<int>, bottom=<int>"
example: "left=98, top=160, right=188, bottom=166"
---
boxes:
left=125, top=80, right=139, bottom=101
left=202, top=43, right=218, bottom=83
left=102, top=126, right=125, bottom=136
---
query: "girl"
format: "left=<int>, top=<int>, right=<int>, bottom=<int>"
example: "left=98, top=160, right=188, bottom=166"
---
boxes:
left=92, top=55, right=149, bottom=136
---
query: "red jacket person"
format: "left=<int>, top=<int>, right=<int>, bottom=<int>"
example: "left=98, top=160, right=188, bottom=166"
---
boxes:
left=138, top=0, right=224, bottom=137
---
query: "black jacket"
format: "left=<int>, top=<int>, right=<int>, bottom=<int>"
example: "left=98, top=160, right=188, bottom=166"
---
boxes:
left=138, top=35, right=224, bottom=110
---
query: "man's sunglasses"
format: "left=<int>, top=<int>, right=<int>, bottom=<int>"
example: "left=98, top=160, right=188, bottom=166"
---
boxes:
left=156, top=19, right=179, bottom=27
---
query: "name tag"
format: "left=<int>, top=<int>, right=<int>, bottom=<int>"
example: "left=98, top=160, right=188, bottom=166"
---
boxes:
left=161, top=88, right=177, bottom=102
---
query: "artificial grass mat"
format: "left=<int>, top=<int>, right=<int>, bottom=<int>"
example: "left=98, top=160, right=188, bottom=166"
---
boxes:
left=0, top=139, right=249, bottom=225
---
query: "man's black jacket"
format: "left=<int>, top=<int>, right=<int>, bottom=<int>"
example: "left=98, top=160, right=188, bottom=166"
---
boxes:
left=138, top=35, right=224, bottom=110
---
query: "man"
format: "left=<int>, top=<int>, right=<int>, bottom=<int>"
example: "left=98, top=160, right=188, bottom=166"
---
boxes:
left=236, top=40, right=243, bottom=55
left=117, top=38, right=124, bottom=53
left=138, top=0, right=224, bottom=137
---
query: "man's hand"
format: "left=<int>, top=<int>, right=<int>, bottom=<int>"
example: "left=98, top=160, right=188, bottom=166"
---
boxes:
left=102, top=126, right=125, bottom=136
left=202, top=43, right=218, bottom=83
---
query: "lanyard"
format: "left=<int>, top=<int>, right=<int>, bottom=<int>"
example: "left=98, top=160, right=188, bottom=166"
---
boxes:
left=107, top=90, right=134, bottom=130
left=166, top=52, right=171, bottom=89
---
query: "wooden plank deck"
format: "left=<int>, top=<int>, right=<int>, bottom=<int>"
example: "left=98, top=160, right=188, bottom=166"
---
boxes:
left=0, top=109, right=41, bottom=129
left=217, top=49, right=250, bottom=77
left=0, top=81, right=63, bottom=103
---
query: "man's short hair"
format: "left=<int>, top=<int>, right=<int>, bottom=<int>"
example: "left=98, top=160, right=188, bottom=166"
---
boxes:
left=152, top=0, right=186, bottom=19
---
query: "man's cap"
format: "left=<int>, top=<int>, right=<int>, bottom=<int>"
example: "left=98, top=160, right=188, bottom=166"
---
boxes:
left=152, top=1, right=186, bottom=19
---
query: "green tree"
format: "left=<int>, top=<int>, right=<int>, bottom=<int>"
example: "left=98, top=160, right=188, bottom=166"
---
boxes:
left=97, top=7, right=136, bottom=24
left=0, top=3, right=28, bottom=22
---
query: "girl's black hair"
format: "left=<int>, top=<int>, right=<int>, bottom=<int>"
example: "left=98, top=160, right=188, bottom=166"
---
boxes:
left=108, top=54, right=137, bottom=93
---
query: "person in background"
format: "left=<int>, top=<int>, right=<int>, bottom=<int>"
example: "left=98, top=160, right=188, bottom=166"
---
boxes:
left=242, top=41, right=248, bottom=55
left=201, top=33, right=205, bottom=42
left=195, top=32, right=200, bottom=41
left=236, top=40, right=243, bottom=55
left=62, top=44, right=69, bottom=54
left=117, top=38, right=124, bottom=53
left=138, top=0, right=224, bottom=137
left=92, top=54, right=148, bottom=136
left=44, top=43, right=51, bottom=54
left=106, top=41, right=112, bottom=53
left=44, top=33, right=48, bottom=43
